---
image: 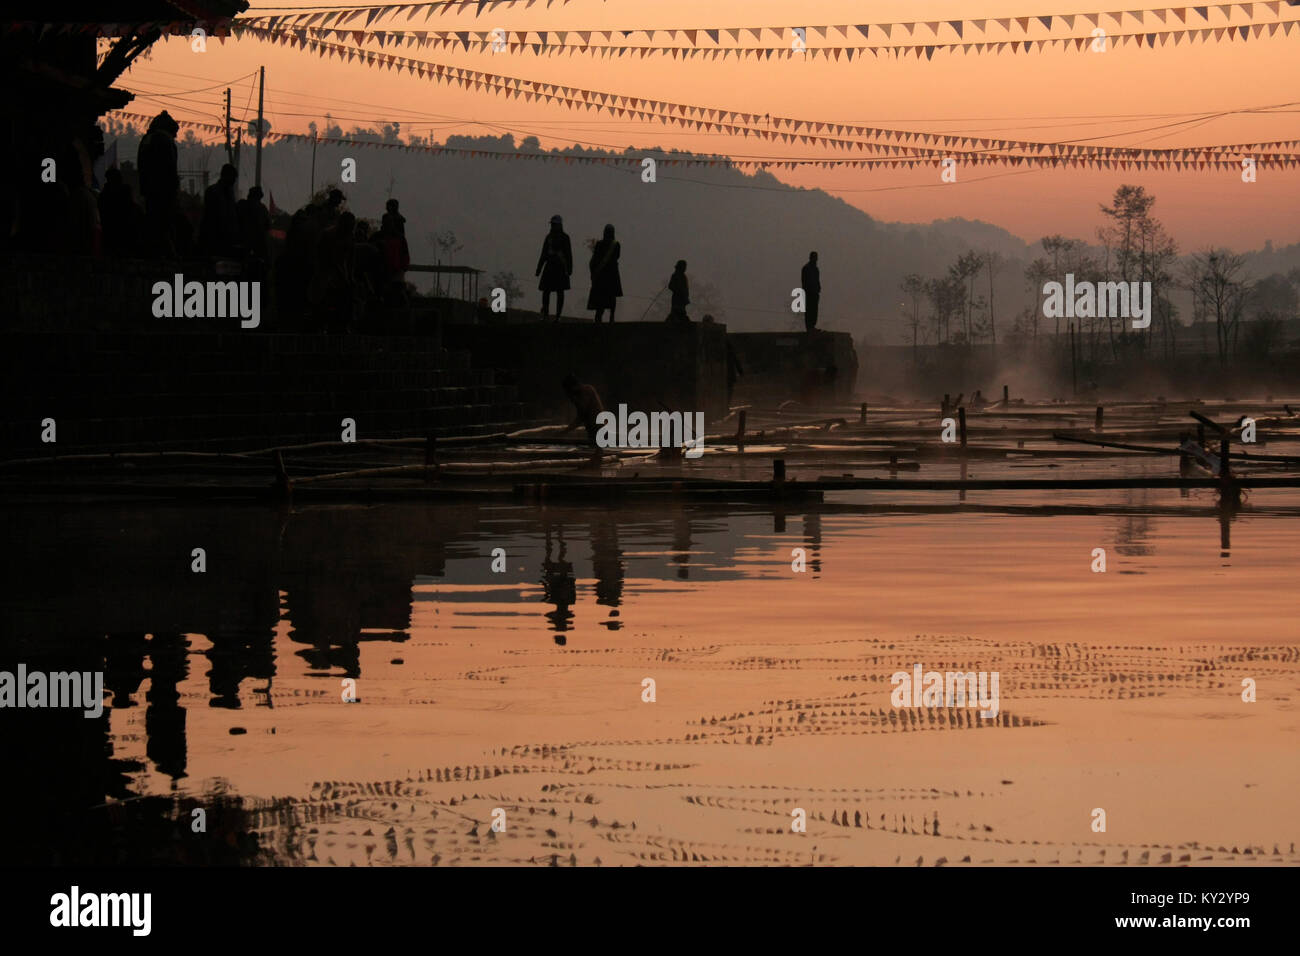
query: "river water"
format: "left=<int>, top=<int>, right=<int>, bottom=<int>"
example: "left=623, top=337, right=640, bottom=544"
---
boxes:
left=3, top=482, right=1297, bottom=865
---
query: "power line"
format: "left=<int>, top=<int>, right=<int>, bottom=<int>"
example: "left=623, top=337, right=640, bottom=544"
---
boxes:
left=121, top=72, right=1300, bottom=163
left=121, top=59, right=1300, bottom=151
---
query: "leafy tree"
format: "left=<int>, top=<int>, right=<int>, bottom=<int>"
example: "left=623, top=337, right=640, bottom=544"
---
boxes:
left=1249, top=273, right=1299, bottom=319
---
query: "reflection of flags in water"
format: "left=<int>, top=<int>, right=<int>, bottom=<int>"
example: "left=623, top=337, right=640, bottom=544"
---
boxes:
left=92, top=139, right=118, bottom=189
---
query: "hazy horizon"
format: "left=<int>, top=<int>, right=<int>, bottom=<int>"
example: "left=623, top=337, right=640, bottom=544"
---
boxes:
left=116, top=0, right=1300, bottom=250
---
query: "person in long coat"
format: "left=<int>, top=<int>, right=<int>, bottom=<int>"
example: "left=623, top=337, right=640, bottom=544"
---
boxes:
left=535, top=214, right=573, bottom=321
left=137, top=110, right=180, bottom=255
left=586, top=223, right=623, bottom=322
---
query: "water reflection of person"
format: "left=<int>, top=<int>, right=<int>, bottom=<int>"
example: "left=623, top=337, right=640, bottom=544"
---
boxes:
left=803, top=510, right=823, bottom=576
left=590, top=513, right=625, bottom=629
left=671, top=508, right=692, bottom=580
left=146, top=632, right=190, bottom=783
left=541, top=527, right=576, bottom=642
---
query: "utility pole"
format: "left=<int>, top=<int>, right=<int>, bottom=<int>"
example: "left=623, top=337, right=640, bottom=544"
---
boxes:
left=1070, top=321, right=1078, bottom=397
left=255, top=65, right=265, bottom=189
left=310, top=131, right=317, bottom=197
left=224, top=87, right=233, bottom=166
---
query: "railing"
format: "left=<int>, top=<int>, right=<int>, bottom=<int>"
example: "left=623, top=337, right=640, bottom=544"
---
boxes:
left=406, top=264, right=482, bottom=302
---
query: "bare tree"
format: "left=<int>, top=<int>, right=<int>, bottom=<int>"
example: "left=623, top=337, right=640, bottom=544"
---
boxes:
left=984, top=251, right=1001, bottom=347
left=948, top=250, right=985, bottom=345
left=925, top=275, right=963, bottom=345
left=1023, top=257, right=1053, bottom=343
left=693, top=277, right=727, bottom=321
left=489, top=270, right=523, bottom=303
left=1187, top=249, right=1251, bottom=363
left=900, top=273, right=926, bottom=360
left=1038, top=235, right=1079, bottom=337
left=427, top=229, right=464, bottom=296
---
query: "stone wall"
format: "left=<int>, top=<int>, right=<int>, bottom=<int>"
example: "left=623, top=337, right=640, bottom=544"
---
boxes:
left=442, top=319, right=730, bottom=422
left=3, top=331, right=527, bottom=454
left=727, top=330, right=859, bottom=405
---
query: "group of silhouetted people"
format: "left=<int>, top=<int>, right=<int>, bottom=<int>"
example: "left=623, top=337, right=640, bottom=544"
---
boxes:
left=30, top=110, right=833, bottom=337
left=76, top=110, right=275, bottom=268
left=274, top=190, right=412, bottom=332
left=535, top=215, right=698, bottom=325
left=534, top=215, right=823, bottom=331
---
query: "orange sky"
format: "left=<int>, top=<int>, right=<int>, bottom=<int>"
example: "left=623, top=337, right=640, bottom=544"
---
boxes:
left=120, top=0, right=1300, bottom=249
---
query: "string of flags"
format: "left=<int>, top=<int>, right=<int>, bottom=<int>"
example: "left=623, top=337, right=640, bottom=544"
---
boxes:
left=235, top=24, right=1300, bottom=166
left=14, top=0, right=1300, bottom=41
left=239, top=17, right=1300, bottom=60
left=239, top=1, right=1298, bottom=39
left=106, top=110, right=1300, bottom=172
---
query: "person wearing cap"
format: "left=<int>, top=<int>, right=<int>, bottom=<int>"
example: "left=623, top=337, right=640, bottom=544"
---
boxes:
left=137, top=110, right=180, bottom=255
left=535, top=214, right=573, bottom=321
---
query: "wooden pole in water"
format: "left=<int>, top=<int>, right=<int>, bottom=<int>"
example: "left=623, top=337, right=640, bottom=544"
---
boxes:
left=1095, top=405, right=1104, bottom=433
left=860, top=402, right=867, bottom=425
left=272, top=450, right=291, bottom=500
left=773, top=458, right=786, bottom=491
left=942, top=394, right=950, bottom=418
left=1002, top=384, right=1009, bottom=405
left=958, top=406, right=967, bottom=449
left=1219, top=436, right=1241, bottom=507
left=736, top=410, right=747, bottom=453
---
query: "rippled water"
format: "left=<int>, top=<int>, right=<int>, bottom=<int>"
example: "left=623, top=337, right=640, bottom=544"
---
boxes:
left=4, top=486, right=1298, bottom=865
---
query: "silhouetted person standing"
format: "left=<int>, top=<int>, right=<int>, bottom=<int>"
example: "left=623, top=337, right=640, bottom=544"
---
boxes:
left=137, top=110, right=180, bottom=255
left=352, top=220, right=385, bottom=326
left=801, top=251, right=821, bottom=332
left=311, top=211, right=357, bottom=332
left=199, top=163, right=240, bottom=257
left=536, top=214, right=572, bottom=321
left=378, top=198, right=410, bottom=300
left=65, top=144, right=100, bottom=256
left=322, top=188, right=346, bottom=223
left=237, top=185, right=270, bottom=274
left=667, top=259, right=690, bottom=322
left=587, top=223, right=623, bottom=322
left=98, top=167, right=142, bottom=257
left=381, top=197, right=406, bottom=239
